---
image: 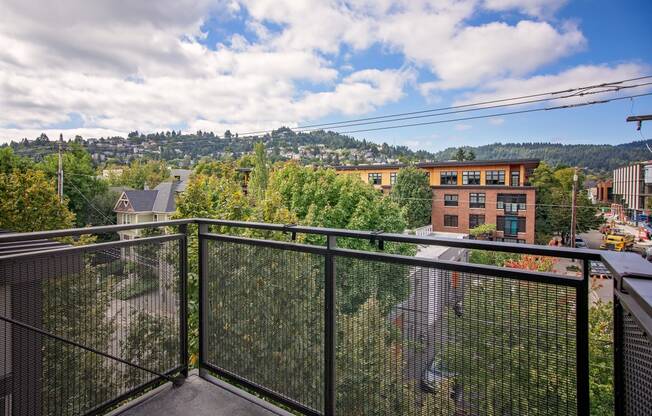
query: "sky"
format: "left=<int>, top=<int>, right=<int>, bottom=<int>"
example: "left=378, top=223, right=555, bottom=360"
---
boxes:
left=1, top=0, right=651, bottom=151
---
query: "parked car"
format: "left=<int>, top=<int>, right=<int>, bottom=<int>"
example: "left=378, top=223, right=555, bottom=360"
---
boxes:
left=574, top=237, right=587, bottom=248
left=421, top=356, right=459, bottom=401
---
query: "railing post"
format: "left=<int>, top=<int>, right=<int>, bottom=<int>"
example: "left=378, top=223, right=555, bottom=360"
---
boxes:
left=198, top=223, right=209, bottom=377
left=613, top=296, right=624, bottom=415
left=178, top=224, right=189, bottom=378
left=324, top=235, right=337, bottom=416
left=577, top=259, right=590, bottom=416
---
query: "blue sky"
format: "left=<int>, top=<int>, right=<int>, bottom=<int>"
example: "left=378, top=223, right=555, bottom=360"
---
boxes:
left=1, top=0, right=651, bottom=151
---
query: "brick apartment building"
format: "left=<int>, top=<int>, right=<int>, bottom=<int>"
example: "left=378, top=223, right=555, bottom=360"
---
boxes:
left=335, top=159, right=539, bottom=243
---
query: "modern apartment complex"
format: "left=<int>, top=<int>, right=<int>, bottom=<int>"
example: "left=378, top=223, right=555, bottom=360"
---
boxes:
left=335, top=159, right=539, bottom=243
left=613, top=161, right=652, bottom=216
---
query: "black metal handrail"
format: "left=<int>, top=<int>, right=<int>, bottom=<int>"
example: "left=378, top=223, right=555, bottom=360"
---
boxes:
left=0, top=218, right=603, bottom=260
left=0, top=218, right=649, bottom=416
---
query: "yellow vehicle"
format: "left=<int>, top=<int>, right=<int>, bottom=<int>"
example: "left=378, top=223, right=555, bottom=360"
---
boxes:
left=600, top=234, right=634, bottom=251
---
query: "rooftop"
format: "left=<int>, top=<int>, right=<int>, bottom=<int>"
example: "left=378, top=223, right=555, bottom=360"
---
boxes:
left=333, top=158, right=541, bottom=170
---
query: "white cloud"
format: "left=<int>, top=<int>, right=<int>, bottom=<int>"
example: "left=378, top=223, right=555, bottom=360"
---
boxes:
left=489, top=118, right=505, bottom=125
left=483, top=0, right=568, bottom=18
left=454, top=63, right=651, bottom=106
left=0, top=0, right=636, bottom=143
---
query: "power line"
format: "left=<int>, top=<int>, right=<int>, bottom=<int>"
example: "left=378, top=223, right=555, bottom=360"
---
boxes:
left=336, top=92, right=652, bottom=135
left=237, top=75, right=652, bottom=136
left=67, top=181, right=116, bottom=224
left=250, top=82, right=652, bottom=134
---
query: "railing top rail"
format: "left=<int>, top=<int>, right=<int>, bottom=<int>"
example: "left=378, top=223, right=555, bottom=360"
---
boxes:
left=0, top=217, right=605, bottom=261
left=197, top=218, right=603, bottom=260
left=0, top=219, right=193, bottom=242
left=0, top=233, right=184, bottom=262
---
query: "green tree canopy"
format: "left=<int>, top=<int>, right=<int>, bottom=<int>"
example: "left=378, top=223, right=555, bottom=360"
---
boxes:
left=39, top=143, right=108, bottom=227
left=248, top=142, right=269, bottom=201
left=0, top=147, right=33, bottom=174
left=531, top=163, right=601, bottom=243
left=0, top=170, right=75, bottom=232
left=390, top=166, right=432, bottom=229
left=109, top=159, right=169, bottom=190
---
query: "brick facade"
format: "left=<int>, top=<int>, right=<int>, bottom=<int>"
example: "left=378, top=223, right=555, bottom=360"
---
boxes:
left=432, top=187, right=536, bottom=244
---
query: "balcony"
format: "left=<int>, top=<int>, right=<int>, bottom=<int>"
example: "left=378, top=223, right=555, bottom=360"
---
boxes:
left=0, top=219, right=650, bottom=416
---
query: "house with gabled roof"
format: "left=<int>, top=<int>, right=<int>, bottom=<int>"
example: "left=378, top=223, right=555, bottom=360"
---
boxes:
left=113, top=170, right=190, bottom=240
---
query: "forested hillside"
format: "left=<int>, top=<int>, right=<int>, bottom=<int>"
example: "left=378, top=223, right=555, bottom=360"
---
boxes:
left=431, top=141, right=652, bottom=174
left=3, top=128, right=650, bottom=174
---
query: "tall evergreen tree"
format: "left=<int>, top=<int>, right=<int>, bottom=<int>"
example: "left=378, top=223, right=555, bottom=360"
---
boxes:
left=248, top=142, right=269, bottom=201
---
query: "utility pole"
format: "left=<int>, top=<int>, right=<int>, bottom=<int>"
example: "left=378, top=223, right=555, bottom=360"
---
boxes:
left=570, top=167, right=579, bottom=248
left=626, top=114, right=652, bottom=130
left=58, top=133, right=64, bottom=203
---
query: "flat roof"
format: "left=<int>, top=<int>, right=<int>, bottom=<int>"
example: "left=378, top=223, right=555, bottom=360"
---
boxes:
left=333, top=159, right=540, bottom=171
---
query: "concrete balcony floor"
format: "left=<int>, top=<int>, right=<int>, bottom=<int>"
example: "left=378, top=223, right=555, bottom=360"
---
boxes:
left=111, top=372, right=293, bottom=416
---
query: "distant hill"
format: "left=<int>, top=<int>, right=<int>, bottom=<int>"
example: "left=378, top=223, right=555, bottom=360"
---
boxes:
left=3, top=128, right=650, bottom=175
left=430, top=141, right=652, bottom=174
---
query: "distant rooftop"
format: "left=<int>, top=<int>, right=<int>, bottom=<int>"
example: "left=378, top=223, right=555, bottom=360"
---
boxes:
left=333, top=158, right=540, bottom=171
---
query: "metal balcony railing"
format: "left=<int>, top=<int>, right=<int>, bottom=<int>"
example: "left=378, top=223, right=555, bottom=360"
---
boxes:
left=0, top=219, right=650, bottom=416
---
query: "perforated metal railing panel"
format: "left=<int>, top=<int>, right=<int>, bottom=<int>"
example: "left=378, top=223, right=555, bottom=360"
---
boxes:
left=0, top=237, right=183, bottom=416
left=621, top=308, right=652, bottom=416
left=203, top=238, right=325, bottom=413
left=335, top=257, right=579, bottom=416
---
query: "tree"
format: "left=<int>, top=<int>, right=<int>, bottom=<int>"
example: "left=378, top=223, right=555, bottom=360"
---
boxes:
left=0, top=169, right=75, bottom=232
left=391, top=167, right=432, bottom=228
left=39, top=143, right=109, bottom=227
left=0, top=147, right=33, bottom=174
left=110, top=159, right=169, bottom=190
left=531, top=163, right=601, bottom=243
left=42, top=260, right=115, bottom=415
left=448, top=253, right=575, bottom=415
left=248, top=142, right=269, bottom=201
left=589, top=301, right=613, bottom=416
left=454, top=148, right=467, bottom=161
left=174, top=172, right=251, bottom=364
left=465, top=149, right=476, bottom=160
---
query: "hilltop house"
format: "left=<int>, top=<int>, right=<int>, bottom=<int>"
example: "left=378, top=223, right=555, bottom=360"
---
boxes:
left=113, top=169, right=190, bottom=240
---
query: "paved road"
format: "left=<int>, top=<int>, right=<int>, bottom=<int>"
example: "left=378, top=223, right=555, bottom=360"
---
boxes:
left=579, top=230, right=603, bottom=250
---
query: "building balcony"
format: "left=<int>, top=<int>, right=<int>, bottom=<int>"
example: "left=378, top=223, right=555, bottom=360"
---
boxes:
left=0, top=219, right=650, bottom=416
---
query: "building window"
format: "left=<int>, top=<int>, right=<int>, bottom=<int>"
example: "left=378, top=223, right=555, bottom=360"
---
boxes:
left=469, top=193, right=485, bottom=208
left=153, top=214, right=158, bottom=222
left=462, top=171, right=481, bottom=185
left=440, top=171, right=457, bottom=185
left=486, top=170, right=505, bottom=185
left=444, top=215, right=458, bottom=227
left=444, top=194, right=458, bottom=206
left=511, top=171, right=520, bottom=187
left=368, top=173, right=382, bottom=185
left=124, top=214, right=132, bottom=224
left=469, top=214, right=485, bottom=228
left=497, top=216, right=526, bottom=236
left=497, top=194, right=526, bottom=212
left=390, top=172, right=397, bottom=185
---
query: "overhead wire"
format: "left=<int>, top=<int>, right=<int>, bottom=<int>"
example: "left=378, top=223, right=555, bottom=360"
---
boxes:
left=255, top=82, right=652, bottom=134
left=236, top=76, right=652, bottom=136
left=336, top=92, right=652, bottom=135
